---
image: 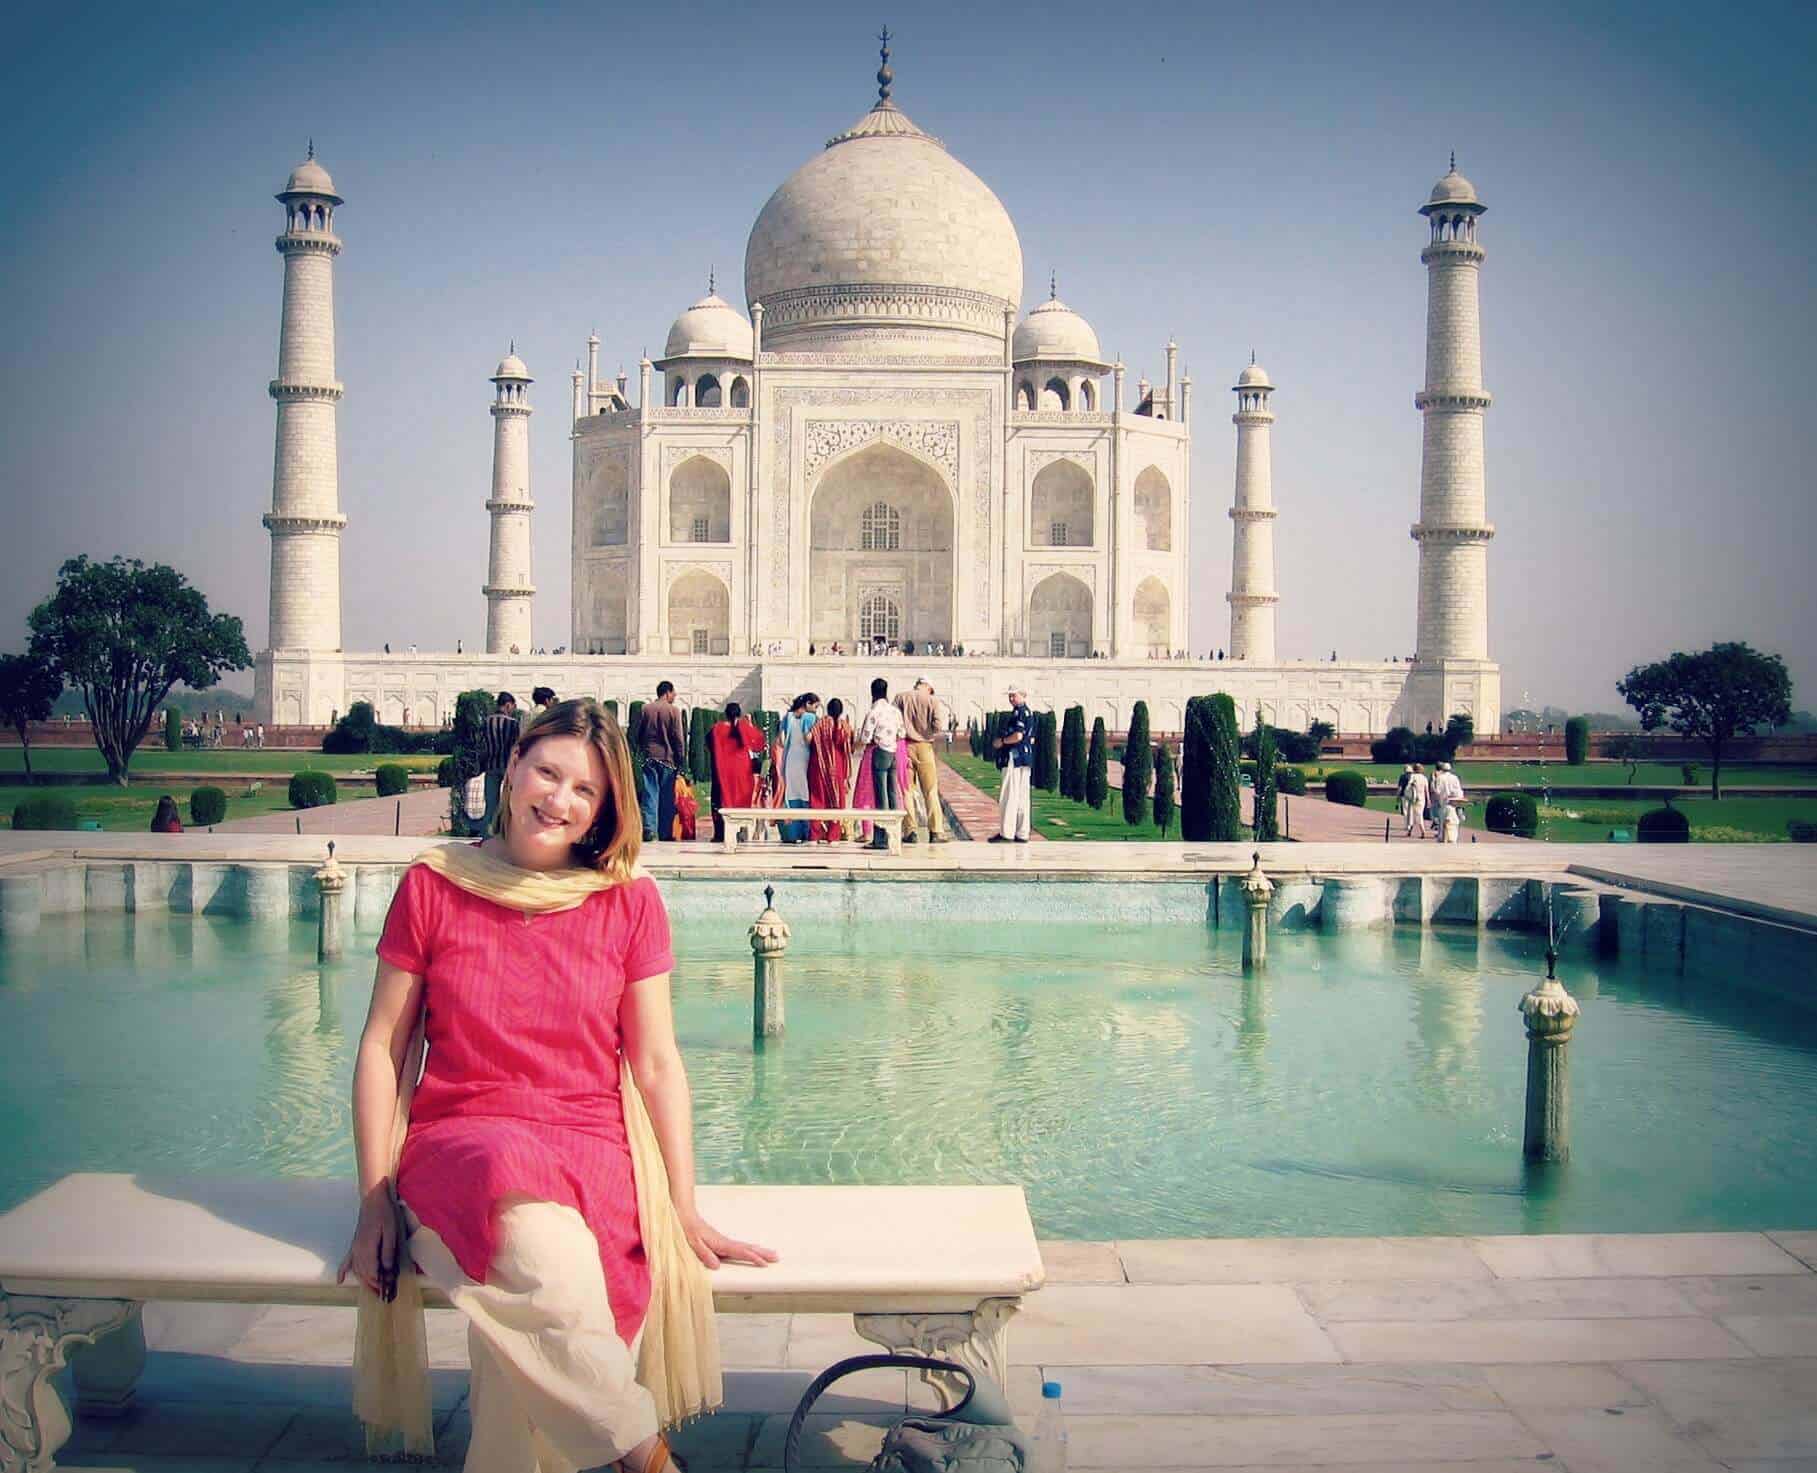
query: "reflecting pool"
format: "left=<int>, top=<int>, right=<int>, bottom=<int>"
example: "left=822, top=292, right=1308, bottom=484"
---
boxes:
left=3, top=908, right=1813, bottom=1238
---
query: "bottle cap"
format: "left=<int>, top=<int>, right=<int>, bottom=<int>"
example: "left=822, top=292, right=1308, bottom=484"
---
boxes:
left=1042, top=1381, right=1063, bottom=1398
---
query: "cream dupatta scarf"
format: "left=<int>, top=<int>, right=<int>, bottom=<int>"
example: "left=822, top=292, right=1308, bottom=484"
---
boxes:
left=352, top=841, right=722, bottom=1456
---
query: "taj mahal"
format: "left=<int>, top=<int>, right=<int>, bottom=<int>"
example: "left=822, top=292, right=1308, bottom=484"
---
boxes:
left=254, top=42, right=1500, bottom=737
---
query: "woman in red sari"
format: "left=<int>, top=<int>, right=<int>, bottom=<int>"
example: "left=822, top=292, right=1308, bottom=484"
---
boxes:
left=707, top=702, right=765, bottom=843
left=805, top=697, right=855, bottom=842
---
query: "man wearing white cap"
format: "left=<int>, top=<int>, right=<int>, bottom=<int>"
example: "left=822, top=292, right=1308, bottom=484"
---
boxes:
left=990, top=685, right=1036, bottom=843
left=1432, top=761, right=1465, bottom=843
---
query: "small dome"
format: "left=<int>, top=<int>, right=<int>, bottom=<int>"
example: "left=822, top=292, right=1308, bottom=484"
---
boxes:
left=1236, top=360, right=1272, bottom=388
left=493, top=352, right=530, bottom=381
left=282, top=154, right=339, bottom=200
left=1013, top=296, right=1102, bottom=364
left=1426, top=164, right=1480, bottom=207
left=662, top=292, right=754, bottom=361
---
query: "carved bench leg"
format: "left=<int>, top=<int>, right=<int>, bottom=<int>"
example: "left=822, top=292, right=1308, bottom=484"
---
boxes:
left=853, top=1297, right=1019, bottom=1408
left=1, top=1294, right=138, bottom=1472
left=67, top=1304, right=146, bottom=1417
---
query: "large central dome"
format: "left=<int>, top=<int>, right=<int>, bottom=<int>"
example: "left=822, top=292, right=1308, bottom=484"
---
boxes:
left=744, top=89, right=1023, bottom=356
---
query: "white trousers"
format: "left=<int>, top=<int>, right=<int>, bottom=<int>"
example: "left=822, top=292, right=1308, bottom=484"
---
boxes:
left=1401, top=797, right=1425, bottom=838
left=406, top=1199, right=658, bottom=1473
left=998, top=764, right=1031, bottom=840
left=1441, top=804, right=1461, bottom=843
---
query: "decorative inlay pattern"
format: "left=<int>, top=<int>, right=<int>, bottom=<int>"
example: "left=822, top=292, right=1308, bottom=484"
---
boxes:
left=803, top=419, right=959, bottom=487
left=1010, top=411, right=1112, bottom=426
left=1025, top=450, right=1095, bottom=476
left=662, top=445, right=733, bottom=482
left=661, top=560, right=734, bottom=598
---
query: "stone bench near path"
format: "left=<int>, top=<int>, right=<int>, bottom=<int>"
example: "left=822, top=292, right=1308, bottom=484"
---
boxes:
left=0, top=1173, right=1043, bottom=1471
left=716, top=806, right=909, bottom=855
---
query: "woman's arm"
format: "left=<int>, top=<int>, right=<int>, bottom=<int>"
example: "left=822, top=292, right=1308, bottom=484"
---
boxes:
left=621, top=972, right=777, bottom=1270
left=338, top=959, right=425, bottom=1295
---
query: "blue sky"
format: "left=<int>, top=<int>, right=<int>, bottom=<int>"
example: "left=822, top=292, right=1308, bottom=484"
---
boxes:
left=3, top=0, right=1812, bottom=711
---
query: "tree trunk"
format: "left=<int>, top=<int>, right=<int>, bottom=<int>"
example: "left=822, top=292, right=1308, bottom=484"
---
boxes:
left=13, top=723, right=30, bottom=780
left=1710, top=739, right=1722, bottom=802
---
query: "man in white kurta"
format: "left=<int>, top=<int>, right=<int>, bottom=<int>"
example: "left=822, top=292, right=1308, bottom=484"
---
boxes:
left=1403, top=764, right=1431, bottom=839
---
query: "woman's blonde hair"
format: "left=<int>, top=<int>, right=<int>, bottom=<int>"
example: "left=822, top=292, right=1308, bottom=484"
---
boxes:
left=494, top=697, right=641, bottom=875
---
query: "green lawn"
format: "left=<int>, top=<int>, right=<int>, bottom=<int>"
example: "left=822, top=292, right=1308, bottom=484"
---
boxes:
left=943, top=753, right=1180, bottom=841
left=1312, top=760, right=1817, bottom=789
left=0, top=747, right=441, bottom=778
left=1363, top=792, right=1817, bottom=843
left=2, top=780, right=299, bottom=833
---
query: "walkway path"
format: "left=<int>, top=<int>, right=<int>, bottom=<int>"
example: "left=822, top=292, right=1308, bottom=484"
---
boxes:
left=209, top=784, right=451, bottom=838
left=64, top=1227, right=1817, bottom=1470
left=935, top=756, right=1036, bottom=840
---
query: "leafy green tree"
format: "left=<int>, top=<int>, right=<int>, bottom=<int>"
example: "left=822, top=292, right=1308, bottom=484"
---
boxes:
left=27, top=556, right=249, bottom=785
left=1060, top=705, right=1086, bottom=801
left=1607, top=732, right=1642, bottom=783
left=688, top=706, right=715, bottom=783
left=1152, top=741, right=1177, bottom=838
left=449, top=689, right=495, bottom=830
left=1207, top=694, right=1244, bottom=841
left=1564, top=715, right=1589, bottom=765
left=1444, top=712, right=1475, bottom=757
left=1033, top=709, right=1059, bottom=791
left=1308, top=719, right=1336, bottom=745
left=1618, top=641, right=1793, bottom=799
left=1086, top=716, right=1109, bottom=809
left=1253, top=715, right=1280, bottom=842
left=0, top=652, right=62, bottom=779
left=1122, top=702, right=1153, bottom=827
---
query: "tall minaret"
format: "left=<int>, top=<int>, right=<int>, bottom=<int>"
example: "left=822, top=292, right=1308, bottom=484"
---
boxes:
left=484, top=348, right=535, bottom=654
left=264, top=146, right=346, bottom=653
left=1227, top=355, right=1278, bottom=661
left=1413, top=158, right=1494, bottom=665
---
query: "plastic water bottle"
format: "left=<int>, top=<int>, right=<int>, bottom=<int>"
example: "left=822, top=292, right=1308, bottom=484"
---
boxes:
left=1030, top=1379, right=1068, bottom=1472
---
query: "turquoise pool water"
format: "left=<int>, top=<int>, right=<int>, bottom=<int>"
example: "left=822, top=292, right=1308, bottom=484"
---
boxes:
left=3, top=908, right=1814, bottom=1238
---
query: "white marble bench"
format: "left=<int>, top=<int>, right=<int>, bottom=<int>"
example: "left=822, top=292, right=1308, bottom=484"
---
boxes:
left=0, top=1174, right=1041, bottom=1470
left=716, top=806, right=908, bottom=855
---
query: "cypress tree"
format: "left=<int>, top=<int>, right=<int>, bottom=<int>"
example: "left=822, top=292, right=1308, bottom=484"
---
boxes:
left=164, top=706, right=181, bottom=751
left=1208, top=693, right=1244, bottom=840
left=1153, top=740, right=1177, bottom=838
left=1033, top=709, right=1059, bottom=791
left=1060, top=705, right=1086, bottom=800
left=1180, top=697, right=1211, bottom=841
left=1253, top=714, right=1280, bottom=841
left=1086, top=716, right=1109, bottom=809
left=625, top=700, right=645, bottom=787
left=1122, top=701, right=1153, bottom=827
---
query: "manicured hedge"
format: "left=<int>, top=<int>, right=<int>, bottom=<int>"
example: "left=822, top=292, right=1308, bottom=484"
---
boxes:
left=1152, top=742, right=1177, bottom=837
left=436, top=757, right=455, bottom=788
left=1564, top=716, right=1589, bottom=766
left=1123, top=702, right=1152, bottom=827
left=1275, top=766, right=1308, bottom=796
left=165, top=707, right=181, bottom=751
left=1485, top=792, right=1539, bottom=837
left=1638, top=806, right=1690, bottom=843
left=1206, top=695, right=1244, bottom=840
left=189, top=786, right=227, bottom=826
left=1323, top=770, right=1368, bottom=807
left=12, top=794, right=79, bottom=830
left=1253, top=719, right=1280, bottom=842
left=288, top=770, right=338, bottom=809
left=375, top=763, right=410, bottom=798
left=1085, top=717, right=1109, bottom=810
left=1060, top=706, right=1086, bottom=801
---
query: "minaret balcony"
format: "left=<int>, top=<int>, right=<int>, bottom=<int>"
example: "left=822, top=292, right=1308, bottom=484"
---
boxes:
left=1410, top=522, right=1495, bottom=543
left=263, top=512, right=347, bottom=534
left=1228, top=506, right=1278, bottom=522
left=483, top=583, right=536, bottom=600
left=1225, top=591, right=1279, bottom=606
left=274, top=231, right=343, bottom=257
left=1419, top=240, right=1484, bottom=266
left=490, top=401, right=534, bottom=418
left=1230, top=410, right=1275, bottom=427
left=1414, top=389, right=1492, bottom=411
left=269, top=380, right=344, bottom=403
left=485, top=497, right=536, bottom=513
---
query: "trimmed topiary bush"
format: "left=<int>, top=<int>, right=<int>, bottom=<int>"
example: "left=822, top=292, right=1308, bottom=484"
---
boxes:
left=1180, top=697, right=1211, bottom=841
left=435, top=756, right=455, bottom=788
left=1207, top=694, right=1244, bottom=840
left=1253, top=718, right=1280, bottom=841
left=1152, top=741, right=1177, bottom=837
left=323, top=700, right=377, bottom=755
left=1564, top=716, right=1589, bottom=765
left=1086, top=717, right=1109, bottom=810
left=1275, top=766, right=1308, bottom=796
left=1638, top=805, right=1690, bottom=843
left=1123, top=702, right=1153, bottom=827
left=1060, top=706, right=1085, bottom=801
left=165, top=707, right=181, bottom=751
left=12, top=793, right=79, bottom=830
left=288, top=770, right=338, bottom=809
left=1324, top=770, right=1368, bottom=807
left=375, top=763, right=410, bottom=798
left=1485, top=792, right=1539, bottom=837
left=189, top=786, right=227, bottom=826
left=1371, top=726, right=1417, bottom=766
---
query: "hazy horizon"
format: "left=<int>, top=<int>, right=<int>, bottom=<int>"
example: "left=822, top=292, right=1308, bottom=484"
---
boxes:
left=4, top=0, right=1812, bottom=715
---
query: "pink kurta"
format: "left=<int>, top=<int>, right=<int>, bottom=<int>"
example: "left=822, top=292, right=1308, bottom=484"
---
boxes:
left=377, top=863, right=675, bottom=1345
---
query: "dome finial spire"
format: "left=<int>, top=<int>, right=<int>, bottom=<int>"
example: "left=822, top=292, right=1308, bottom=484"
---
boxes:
left=708, top=265, right=716, bottom=295
left=509, top=338, right=515, bottom=355
left=1449, top=148, right=1456, bottom=172
left=307, top=138, right=315, bottom=161
left=1049, top=269, right=1056, bottom=301
left=876, top=25, right=893, bottom=104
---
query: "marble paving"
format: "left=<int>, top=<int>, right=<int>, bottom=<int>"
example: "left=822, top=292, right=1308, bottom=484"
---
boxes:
left=50, top=1229, right=1817, bottom=1471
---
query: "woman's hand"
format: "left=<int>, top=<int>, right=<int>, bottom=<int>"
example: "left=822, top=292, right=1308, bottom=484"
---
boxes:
left=337, top=1184, right=401, bottom=1300
left=679, top=1211, right=779, bottom=1270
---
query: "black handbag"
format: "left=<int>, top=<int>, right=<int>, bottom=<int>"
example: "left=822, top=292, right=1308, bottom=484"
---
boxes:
left=784, top=1354, right=1027, bottom=1472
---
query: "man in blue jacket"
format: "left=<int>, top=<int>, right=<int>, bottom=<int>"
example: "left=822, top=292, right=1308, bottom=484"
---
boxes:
left=990, top=685, right=1036, bottom=843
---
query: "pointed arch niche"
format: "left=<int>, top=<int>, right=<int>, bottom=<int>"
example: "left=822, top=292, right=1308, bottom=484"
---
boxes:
left=1030, top=458, right=1094, bottom=548
left=667, top=569, right=729, bottom=655
left=669, top=455, right=731, bottom=543
left=1028, top=571, right=1092, bottom=659
left=808, top=441, right=954, bottom=647
left=1133, top=575, right=1171, bottom=655
left=1133, top=466, right=1172, bottom=552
